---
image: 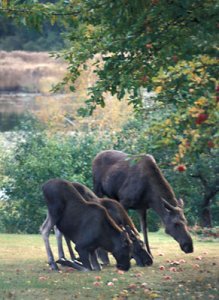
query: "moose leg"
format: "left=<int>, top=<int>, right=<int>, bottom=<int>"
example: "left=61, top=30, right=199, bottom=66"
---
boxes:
left=54, top=226, right=72, bottom=267
left=75, top=245, right=92, bottom=271
left=96, top=248, right=110, bottom=265
left=137, top=209, right=152, bottom=256
left=54, top=228, right=87, bottom=271
left=40, top=214, right=59, bottom=271
left=64, top=236, right=76, bottom=261
left=54, top=226, right=65, bottom=260
left=90, top=250, right=102, bottom=271
left=64, top=237, right=88, bottom=271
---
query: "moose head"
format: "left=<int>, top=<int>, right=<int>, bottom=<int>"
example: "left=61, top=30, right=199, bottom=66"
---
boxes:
left=162, top=198, right=193, bottom=254
left=112, top=230, right=132, bottom=271
left=125, top=225, right=153, bottom=266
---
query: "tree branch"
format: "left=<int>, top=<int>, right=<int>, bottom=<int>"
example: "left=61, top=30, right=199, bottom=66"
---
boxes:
left=0, top=7, right=78, bottom=16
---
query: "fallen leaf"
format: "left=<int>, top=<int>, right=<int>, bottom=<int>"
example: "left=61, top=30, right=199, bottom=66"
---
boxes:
left=127, top=283, right=137, bottom=290
left=95, top=276, right=101, bottom=281
left=135, top=272, right=143, bottom=277
left=149, top=292, right=160, bottom=299
left=195, top=256, right=202, bottom=261
left=163, top=275, right=172, bottom=280
left=171, top=261, right=180, bottom=265
left=169, top=267, right=177, bottom=272
left=38, top=276, right=48, bottom=281
left=193, top=264, right=200, bottom=269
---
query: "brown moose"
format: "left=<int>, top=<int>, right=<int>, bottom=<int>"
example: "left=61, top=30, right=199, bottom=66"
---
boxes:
left=41, top=178, right=132, bottom=271
left=92, top=150, right=194, bottom=256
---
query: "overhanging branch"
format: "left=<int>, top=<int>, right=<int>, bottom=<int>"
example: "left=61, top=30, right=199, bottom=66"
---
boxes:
left=0, top=7, right=78, bottom=16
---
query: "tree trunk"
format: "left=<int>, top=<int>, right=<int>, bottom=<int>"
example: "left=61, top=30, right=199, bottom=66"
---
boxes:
left=200, top=190, right=217, bottom=228
left=201, top=206, right=212, bottom=228
left=191, top=173, right=218, bottom=228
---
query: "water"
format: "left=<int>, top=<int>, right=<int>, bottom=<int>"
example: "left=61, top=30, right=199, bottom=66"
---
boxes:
left=0, top=92, right=40, bottom=131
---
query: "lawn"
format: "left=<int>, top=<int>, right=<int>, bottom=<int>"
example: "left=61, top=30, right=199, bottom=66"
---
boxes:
left=0, top=231, right=218, bottom=300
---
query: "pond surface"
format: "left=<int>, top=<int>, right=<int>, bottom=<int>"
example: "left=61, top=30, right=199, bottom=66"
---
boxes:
left=0, top=92, right=40, bottom=131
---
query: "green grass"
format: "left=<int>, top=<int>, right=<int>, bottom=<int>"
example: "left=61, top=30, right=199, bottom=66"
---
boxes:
left=0, top=231, right=218, bottom=300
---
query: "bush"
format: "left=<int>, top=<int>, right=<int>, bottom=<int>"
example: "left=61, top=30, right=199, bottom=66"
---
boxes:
left=0, top=199, right=45, bottom=234
left=0, top=120, right=114, bottom=233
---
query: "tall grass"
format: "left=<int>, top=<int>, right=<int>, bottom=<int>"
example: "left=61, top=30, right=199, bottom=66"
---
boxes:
left=0, top=51, right=133, bottom=132
left=0, top=51, right=66, bottom=93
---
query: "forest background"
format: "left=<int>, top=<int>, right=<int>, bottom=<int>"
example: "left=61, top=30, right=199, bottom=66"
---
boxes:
left=0, top=0, right=218, bottom=236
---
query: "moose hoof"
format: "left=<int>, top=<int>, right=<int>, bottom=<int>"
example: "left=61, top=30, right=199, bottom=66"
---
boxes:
left=49, top=262, right=59, bottom=271
left=56, top=258, right=88, bottom=272
left=100, top=262, right=109, bottom=267
left=56, top=258, right=76, bottom=268
left=72, top=260, right=89, bottom=271
left=92, top=265, right=102, bottom=271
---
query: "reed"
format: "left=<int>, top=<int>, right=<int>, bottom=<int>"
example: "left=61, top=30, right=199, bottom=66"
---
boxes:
left=0, top=51, right=66, bottom=93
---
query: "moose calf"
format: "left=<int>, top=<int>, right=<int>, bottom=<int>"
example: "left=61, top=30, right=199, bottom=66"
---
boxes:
left=41, top=178, right=132, bottom=271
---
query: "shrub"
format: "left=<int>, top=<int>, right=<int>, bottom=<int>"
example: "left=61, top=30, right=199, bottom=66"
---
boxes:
left=0, top=120, right=113, bottom=233
left=189, top=225, right=219, bottom=239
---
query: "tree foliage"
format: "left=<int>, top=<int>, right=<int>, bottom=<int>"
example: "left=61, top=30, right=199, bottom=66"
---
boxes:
left=0, top=119, right=114, bottom=233
left=1, top=0, right=218, bottom=159
left=0, top=0, right=218, bottom=230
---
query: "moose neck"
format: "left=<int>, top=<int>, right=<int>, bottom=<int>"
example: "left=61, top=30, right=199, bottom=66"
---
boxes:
left=149, top=200, right=169, bottom=224
left=145, top=161, right=178, bottom=223
left=148, top=188, right=178, bottom=225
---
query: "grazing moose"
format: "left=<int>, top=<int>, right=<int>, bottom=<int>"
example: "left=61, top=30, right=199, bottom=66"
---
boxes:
left=73, top=182, right=153, bottom=267
left=41, top=182, right=152, bottom=269
left=92, top=150, right=194, bottom=256
left=41, top=178, right=132, bottom=271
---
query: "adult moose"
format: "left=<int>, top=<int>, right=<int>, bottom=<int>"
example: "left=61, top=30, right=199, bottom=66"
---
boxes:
left=92, top=150, right=193, bottom=256
left=42, top=178, right=132, bottom=271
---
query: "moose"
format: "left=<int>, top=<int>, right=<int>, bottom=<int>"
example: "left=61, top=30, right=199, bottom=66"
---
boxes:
left=41, top=178, right=132, bottom=271
left=92, top=150, right=194, bottom=256
left=41, top=181, right=152, bottom=270
left=72, top=182, right=153, bottom=267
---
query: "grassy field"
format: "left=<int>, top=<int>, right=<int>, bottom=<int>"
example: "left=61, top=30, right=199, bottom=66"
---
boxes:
left=0, top=231, right=218, bottom=300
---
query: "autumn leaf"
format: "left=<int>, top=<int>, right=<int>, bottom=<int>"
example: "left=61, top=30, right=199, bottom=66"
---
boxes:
left=155, top=86, right=163, bottom=93
left=195, top=97, right=208, bottom=106
left=2, top=0, right=8, bottom=8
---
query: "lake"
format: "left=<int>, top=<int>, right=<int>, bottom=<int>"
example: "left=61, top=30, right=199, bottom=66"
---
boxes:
left=0, top=92, right=40, bottom=131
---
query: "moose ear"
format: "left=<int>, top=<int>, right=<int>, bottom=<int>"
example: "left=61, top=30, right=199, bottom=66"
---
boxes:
left=121, top=229, right=132, bottom=246
left=125, top=225, right=135, bottom=238
left=178, top=198, right=184, bottom=208
left=120, top=225, right=127, bottom=233
left=161, top=198, right=177, bottom=212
